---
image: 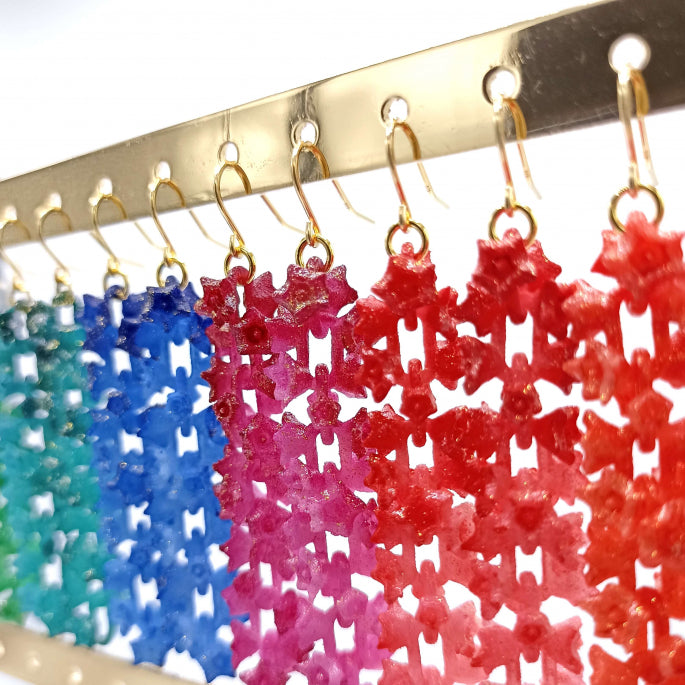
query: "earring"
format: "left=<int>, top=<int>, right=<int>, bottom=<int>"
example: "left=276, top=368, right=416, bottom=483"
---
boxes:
left=0, top=202, right=110, bottom=645
left=76, top=176, right=241, bottom=678
left=563, top=47, right=684, bottom=683
left=199, top=131, right=385, bottom=683
left=0, top=218, right=33, bottom=625
left=355, top=91, right=589, bottom=682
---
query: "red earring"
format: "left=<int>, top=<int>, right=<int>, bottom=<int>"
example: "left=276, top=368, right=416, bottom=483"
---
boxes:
left=357, top=95, right=590, bottom=683
left=562, top=56, right=685, bottom=683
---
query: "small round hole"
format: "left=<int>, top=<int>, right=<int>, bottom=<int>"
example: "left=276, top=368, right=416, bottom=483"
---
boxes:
left=3, top=205, right=17, bottom=221
left=609, top=33, right=651, bottom=74
left=292, top=120, right=319, bottom=146
left=67, top=667, right=83, bottom=685
left=483, top=66, right=520, bottom=103
left=26, top=651, right=41, bottom=671
left=220, top=141, right=239, bottom=163
left=48, top=192, right=62, bottom=209
left=154, top=161, right=171, bottom=181
left=97, top=178, right=113, bottom=196
left=381, top=96, right=409, bottom=125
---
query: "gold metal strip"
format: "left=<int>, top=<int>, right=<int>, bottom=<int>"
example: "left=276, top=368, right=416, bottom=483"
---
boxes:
left=0, top=0, right=683, bottom=244
left=0, top=623, right=200, bottom=685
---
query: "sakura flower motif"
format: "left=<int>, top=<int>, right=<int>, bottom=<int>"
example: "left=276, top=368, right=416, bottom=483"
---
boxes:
left=593, top=212, right=685, bottom=314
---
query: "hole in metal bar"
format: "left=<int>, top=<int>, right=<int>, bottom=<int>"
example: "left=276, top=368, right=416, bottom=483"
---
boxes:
left=381, top=95, right=409, bottom=124
left=292, top=119, right=318, bottom=146
left=47, top=192, right=62, bottom=209
left=220, top=141, right=239, bottom=163
left=609, top=33, right=651, bottom=73
left=97, top=177, right=113, bottom=196
left=2, top=205, right=17, bottom=221
left=483, top=65, right=520, bottom=103
left=26, top=651, right=41, bottom=671
left=68, top=666, right=84, bottom=684
left=154, top=160, right=171, bottom=181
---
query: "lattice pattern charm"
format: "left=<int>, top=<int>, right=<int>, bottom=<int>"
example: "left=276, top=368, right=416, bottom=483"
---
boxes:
left=563, top=211, right=685, bottom=683
left=198, top=260, right=386, bottom=684
left=0, top=300, right=109, bottom=644
left=80, top=281, right=239, bottom=679
left=356, top=234, right=590, bottom=684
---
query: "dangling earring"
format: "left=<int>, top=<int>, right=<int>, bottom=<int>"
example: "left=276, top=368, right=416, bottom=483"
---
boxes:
left=76, top=174, right=241, bottom=678
left=0, top=217, right=34, bottom=624
left=356, top=89, right=589, bottom=682
left=0, top=201, right=110, bottom=645
left=563, top=41, right=684, bottom=684
left=199, top=129, right=385, bottom=683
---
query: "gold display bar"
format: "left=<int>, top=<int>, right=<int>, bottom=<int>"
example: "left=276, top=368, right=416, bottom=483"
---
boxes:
left=0, top=0, right=683, bottom=245
left=0, top=623, right=199, bottom=685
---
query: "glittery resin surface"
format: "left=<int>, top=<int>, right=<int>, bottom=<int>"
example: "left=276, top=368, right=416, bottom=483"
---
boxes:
left=563, top=212, right=685, bottom=683
left=355, top=232, right=590, bottom=684
left=198, top=259, right=386, bottom=684
left=79, top=281, right=240, bottom=679
left=0, top=299, right=109, bottom=644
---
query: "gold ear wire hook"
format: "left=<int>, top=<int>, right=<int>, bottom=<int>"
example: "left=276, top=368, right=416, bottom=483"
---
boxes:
left=488, top=95, right=539, bottom=245
left=386, top=119, right=448, bottom=227
left=91, top=193, right=130, bottom=299
left=619, top=69, right=657, bottom=190
left=384, top=120, right=438, bottom=259
left=214, top=149, right=256, bottom=282
left=260, top=194, right=305, bottom=235
left=493, top=96, right=541, bottom=209
left=0, top=218, right=33, bottom=305
left=149, top=176, right=190, bottom=288
left=291, top=140, right=334, bottom=271
left=38, top=205, right=75, bottom=299
left=609, top=67, right=663, bottom=232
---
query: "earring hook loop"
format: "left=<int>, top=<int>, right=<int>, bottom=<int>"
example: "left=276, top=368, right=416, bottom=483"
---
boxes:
left=149, top=175, right=190, bottom=288
left=492, top=96, right=541, bottom=210
left=291, top=140, right=334, bottom=270
left=609, top=68, right=664, bottom=232
left=384, top=119, right=438, bottom=259
left=0, top=218, right=33, bottom=305
left=214, top=149, right=256, bottom=282
left=38, top=205, right=75, bottom=298
left=386, top=119, right=448, bottom=229
left=488, top=94, right=539, bottom=245
left=91, top=192, right=130, bottom=299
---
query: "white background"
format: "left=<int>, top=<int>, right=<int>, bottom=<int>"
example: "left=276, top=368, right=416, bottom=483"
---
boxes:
left=1, top=1, right=684, bottom=683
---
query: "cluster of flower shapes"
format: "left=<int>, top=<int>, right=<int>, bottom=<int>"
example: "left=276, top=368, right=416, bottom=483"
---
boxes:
left=0, top=210, right=683, bottom=684
left=566, top=214, right=685, bottom=684
left=0, top=280, right=241, bottom=681
left=354, top=231, right=587, bottom=684
left=198, top=259, right=386, bottom=684
left=79, top=280, right=241, bottom=679
left=0, top=299, right=109, bottom=644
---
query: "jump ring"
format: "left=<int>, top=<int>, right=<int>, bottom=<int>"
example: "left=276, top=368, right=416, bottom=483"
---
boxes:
left=224, top=244, right=256, bottom=283
left=609, top=183, right=664, bottom=233
left=156, top=256, right=189, bottom=288
left=296, top=234, right=334, bottom=271
left=385, top=219, right=429, bottom=259
left=488, top=203, right=537, bottom=246
left=104, top=267, right=130, bottom=300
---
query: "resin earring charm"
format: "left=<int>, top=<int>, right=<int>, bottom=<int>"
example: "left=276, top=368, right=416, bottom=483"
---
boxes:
left=0, top=205, right=110, bottom=645
left=355, top=91, right=589, bottom=684
left=562, top=39, right=685, bottom=683
left=198, top=132, right=386, bottom=683
left=78, top=180, right=241, bottom=679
